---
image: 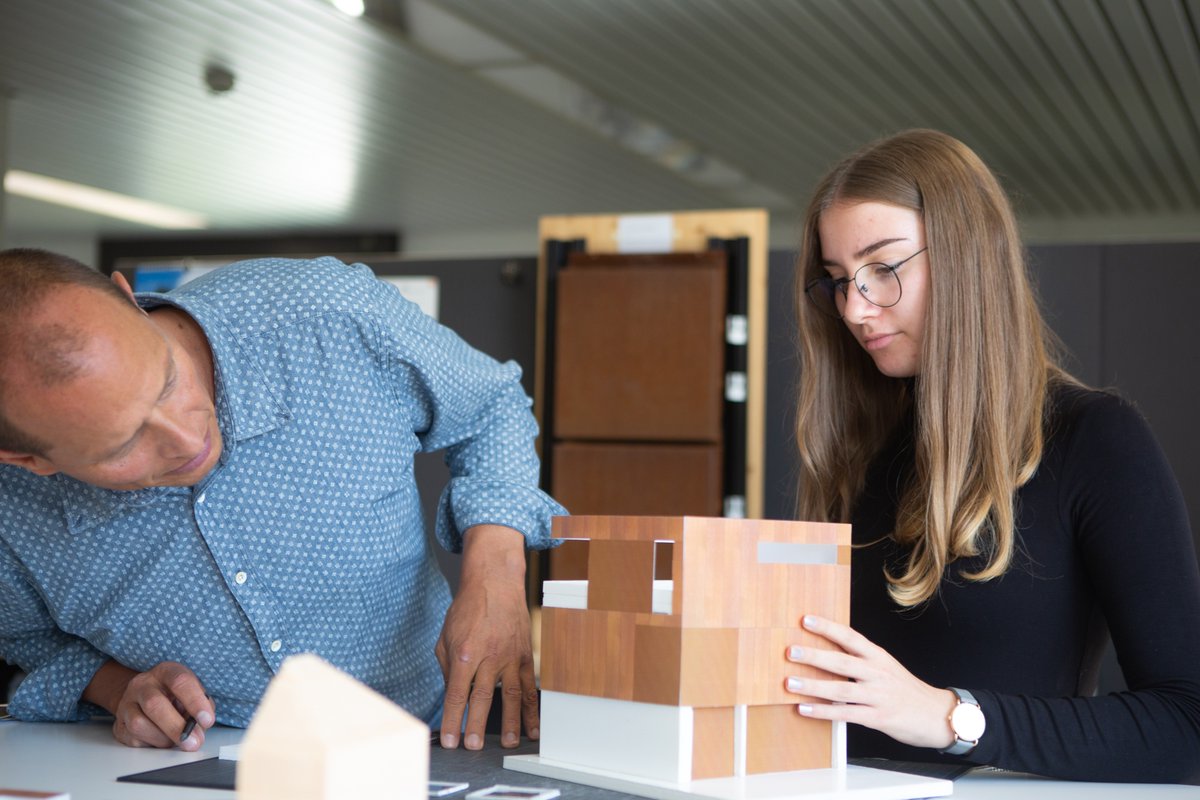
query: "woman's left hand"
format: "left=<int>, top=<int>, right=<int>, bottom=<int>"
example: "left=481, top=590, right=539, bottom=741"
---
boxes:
left=785, top=614, right=957, bottom=750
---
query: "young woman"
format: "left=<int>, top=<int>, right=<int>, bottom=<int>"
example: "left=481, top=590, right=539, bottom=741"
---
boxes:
left=784, top=129, right=1200, bottom=783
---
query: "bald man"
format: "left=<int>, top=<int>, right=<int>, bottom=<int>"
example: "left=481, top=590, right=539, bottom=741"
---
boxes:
left=0, top=248, right=563, bottom=752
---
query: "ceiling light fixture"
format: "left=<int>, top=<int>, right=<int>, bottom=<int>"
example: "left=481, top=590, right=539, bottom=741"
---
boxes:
left=4, top=170, right=209, bottom=229
left=330, top=0, right=365, bottom=18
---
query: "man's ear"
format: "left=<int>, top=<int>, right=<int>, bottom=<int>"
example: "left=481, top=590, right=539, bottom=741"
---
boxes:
left=110, top=270, right=136, bottom=301
left=0, top=449, right=60, bottom=476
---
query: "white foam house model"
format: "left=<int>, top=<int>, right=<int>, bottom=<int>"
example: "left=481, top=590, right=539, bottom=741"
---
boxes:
left=237, top=653, right=430, bottom=800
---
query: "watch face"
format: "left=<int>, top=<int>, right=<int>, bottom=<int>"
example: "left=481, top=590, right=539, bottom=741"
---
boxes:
left=951, top=701, right=986, bottom=742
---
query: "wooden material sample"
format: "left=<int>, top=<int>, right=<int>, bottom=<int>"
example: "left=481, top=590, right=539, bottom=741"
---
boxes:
left=538, top=607, right=637, bottom=700
left=676, top=627, right=740, bottom=708
left=237, top=654, right=429, bottom=800
left=552, top=259, right=726, bottom=442
left=745, top=703, right=832, bottom=775
left=736, top=625, right=843, bottom=706
left=630, top=623, right=682, bottom=705
left=587, top=539, right=655, bottom=613
left=548, top=539, right=589, bottom=581
left=691, top=707, right=735, bottom=780
left=551, top=441, right=723, bottom=518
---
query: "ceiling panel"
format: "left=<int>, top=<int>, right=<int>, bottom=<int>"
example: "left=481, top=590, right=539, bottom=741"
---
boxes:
left=2, top=0, right=1198, bottom=249
left=432, top=0, right=1200, bottom=236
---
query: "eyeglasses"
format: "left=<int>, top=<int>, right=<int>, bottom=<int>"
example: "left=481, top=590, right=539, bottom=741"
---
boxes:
left=804, top=247, right=927, bottom=319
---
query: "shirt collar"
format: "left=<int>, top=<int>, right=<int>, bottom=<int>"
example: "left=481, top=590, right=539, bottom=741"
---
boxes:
left=135, top=290, right=291, bottom=445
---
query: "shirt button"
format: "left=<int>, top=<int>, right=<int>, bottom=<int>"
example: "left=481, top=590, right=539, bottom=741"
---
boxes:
left=234, top=571, right=248, bottom=585
left=196, top=492, right=206, bottom=504
left=269, top=639, right=282, bottom=652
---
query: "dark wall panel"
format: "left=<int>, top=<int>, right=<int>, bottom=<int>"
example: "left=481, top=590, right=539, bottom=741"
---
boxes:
left=1100, top=244, right=1200, bottom=548
left=1027, top=245, right=1104, bottom=386
left=765, top=250, right=801, bottom=522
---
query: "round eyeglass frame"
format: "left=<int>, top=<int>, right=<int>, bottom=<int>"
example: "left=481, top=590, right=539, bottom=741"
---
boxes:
left=804, top=247, right=927, bottom=319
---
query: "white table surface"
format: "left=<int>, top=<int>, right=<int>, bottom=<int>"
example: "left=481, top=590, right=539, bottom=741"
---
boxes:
left=0, top=719, right=1196, bottom=800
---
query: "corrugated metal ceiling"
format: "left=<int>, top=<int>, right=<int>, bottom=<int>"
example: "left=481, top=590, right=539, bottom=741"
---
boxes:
left=1, top=0, right=1197, bottom=251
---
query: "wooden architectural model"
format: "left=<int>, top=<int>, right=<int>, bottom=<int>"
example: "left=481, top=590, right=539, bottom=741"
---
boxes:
left=509, top=516, right=952, bottom=800
left=237, top=653, right=429, bottom=800
left=539, top=515, right=850, bottom=781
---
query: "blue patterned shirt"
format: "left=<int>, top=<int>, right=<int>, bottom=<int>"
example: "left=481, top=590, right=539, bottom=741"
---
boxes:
left=0, top=257, right=563, bottom=725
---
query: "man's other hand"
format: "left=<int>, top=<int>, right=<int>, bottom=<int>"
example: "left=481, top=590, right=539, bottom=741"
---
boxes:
left=84, top=659, right=215, bottom=750
left=435, top=524, right=537, bottom=751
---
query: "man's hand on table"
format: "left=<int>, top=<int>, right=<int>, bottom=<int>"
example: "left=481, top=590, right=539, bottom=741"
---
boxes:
left=84, top=659, right=214, bottom=751
left=435, top=524, right=538, bottom=751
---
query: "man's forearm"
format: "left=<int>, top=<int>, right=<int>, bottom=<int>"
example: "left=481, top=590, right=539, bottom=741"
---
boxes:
left=81, top=659, right=136, bottom=715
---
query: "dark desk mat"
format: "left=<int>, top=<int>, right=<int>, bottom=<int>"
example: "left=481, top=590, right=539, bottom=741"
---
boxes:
left=118, top=756, right=235, bottom=790
left=118, top=741, right=969, bottom=793
left=846, top=757, right=972, bottom=781
left=116, top=737, right=546, bottom=793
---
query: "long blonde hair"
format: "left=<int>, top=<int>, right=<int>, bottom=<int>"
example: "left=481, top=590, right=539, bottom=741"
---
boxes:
left=795, top=129, right=1068, bottom=607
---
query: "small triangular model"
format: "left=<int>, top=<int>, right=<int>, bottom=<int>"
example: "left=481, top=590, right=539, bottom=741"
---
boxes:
left=237, top=653, right=430, bottom=800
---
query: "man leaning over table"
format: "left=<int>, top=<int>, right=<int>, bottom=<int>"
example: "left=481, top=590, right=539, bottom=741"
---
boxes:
left=0, top=248, right=564, bottom=753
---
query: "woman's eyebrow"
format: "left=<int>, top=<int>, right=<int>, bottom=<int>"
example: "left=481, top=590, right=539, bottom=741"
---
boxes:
left=821, top=236, right=911, bottom=267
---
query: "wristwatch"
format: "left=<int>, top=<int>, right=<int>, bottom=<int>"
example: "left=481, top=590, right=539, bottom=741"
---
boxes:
left=939, top=687, right=985, bottom=755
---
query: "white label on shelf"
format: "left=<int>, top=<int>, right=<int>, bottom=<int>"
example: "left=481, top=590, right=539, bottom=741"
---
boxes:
left=726, top=314, right=748, bottom=345
left=723, top=496, right=747, bottom=518
left=725, top=371, right=747, bottom=402
left=616, top=213, right=673, bottom=253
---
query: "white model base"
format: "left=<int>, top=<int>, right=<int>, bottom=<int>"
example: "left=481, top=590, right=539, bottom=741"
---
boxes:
left=504, top=755, right=952, bottom=800
left=540, top=691, right=696, bottom=782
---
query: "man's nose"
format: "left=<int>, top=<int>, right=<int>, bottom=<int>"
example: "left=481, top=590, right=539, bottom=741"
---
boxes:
left=153, top=413, right=205, bottom=457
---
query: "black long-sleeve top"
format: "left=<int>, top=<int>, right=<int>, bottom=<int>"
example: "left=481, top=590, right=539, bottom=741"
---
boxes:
left=847, top=384, right=1200, bottom=783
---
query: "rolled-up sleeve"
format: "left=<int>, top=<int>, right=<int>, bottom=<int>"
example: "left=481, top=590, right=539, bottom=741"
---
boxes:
left=0, top=541, right=108, bottom=721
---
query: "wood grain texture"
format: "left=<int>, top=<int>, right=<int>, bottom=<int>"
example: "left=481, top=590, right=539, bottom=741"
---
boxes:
left=551, top=442, right=723, bottom=518
left=539, top=607, right=635, bottom=700
left=735, top=626, right=843, bottom=706
left=691, top=706, right=735, bottom=780
left=553, top=261, right=726, bottom=441
left=744, top=703, right=832, bottom=774
left=551, top=516, right=850, bottom=624
left=553, top=515, right=686, bottom=544
left=678, top=627, right=740, bottom=708
left=548, top=538, right=589, bottom=581
left=631, top=623, right=683, bottom=705
left=676, top=517, right=851, bottom=629
left=587, top=539, right=656, bottom=614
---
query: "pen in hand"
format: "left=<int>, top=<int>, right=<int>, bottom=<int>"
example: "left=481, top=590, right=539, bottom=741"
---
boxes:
left=180, top=715, right=197, bottom=743
left=179, top=692, right=213, bottom=745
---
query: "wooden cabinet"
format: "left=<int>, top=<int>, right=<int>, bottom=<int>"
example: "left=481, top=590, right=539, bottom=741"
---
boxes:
left=553, top=252, right=727, bottom=442
left=535, top=210, right=768, bottom=581
left=551, top=441, right=724, bottom=518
